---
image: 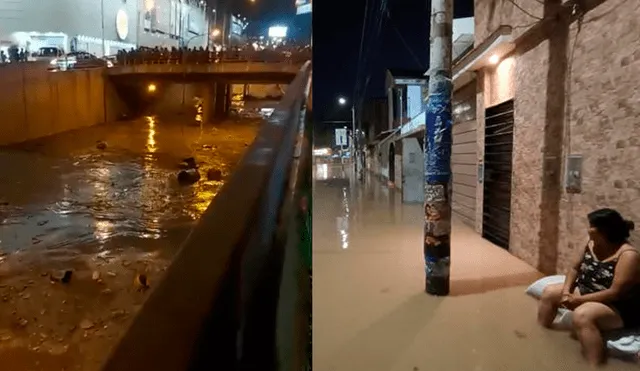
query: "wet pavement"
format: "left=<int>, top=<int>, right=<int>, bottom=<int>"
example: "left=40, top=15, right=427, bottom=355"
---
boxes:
left=312, top=163, right=638, bottom=371
left=0, top=117, right=258, bottom=370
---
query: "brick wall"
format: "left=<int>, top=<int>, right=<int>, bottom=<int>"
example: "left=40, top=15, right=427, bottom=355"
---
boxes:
left=475, top=0, right=640, bottom=273
left=474, top=0, right=544, bottom=46
left=557, top=0, right=640, bottom=272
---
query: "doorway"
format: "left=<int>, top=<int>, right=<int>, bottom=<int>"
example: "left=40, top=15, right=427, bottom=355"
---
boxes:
left=388, top=143, right=395, bottom=185
left=482, top=100, right=514, bottom=249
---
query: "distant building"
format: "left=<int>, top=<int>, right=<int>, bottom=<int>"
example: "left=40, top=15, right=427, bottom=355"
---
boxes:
left=0, top=0, right=212, bottom=56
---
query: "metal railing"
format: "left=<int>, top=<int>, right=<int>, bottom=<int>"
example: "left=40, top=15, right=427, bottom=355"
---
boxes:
left=101, top=61, right=312, bottom=371
left=115, top=49, right=312, bottom=66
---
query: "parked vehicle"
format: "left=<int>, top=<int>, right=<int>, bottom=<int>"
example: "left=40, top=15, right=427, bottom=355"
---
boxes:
left=30, top=47, right=64, bottom=63
left=49, top=51, right=113, bottom=71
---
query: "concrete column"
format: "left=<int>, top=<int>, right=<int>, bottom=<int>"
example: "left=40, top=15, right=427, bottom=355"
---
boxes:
left=225, top=84, right=232, bottom=115
left=214, top=82, right=228, bottom=119
left=201, top=84, right=214, bottom=125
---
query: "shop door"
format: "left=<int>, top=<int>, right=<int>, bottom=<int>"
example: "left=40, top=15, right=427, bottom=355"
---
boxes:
left=482, top=100, right=514, bottom=249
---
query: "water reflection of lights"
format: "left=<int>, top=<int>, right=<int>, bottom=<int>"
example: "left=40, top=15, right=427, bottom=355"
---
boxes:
left=338, top=187, right=350, bottom=249
left=92, top=164, right=113, bottom=243
left=146, top=116, right=157, bottom=153
left=315, top=163, right=328, bottom=180
left=94, top=220, right=113, bottom=241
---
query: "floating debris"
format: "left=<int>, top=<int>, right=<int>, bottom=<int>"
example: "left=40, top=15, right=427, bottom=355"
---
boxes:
left=134, top=274, right=149, bottom=291
left=206, top=168, right=223, bottom=181
left=177, top=169, right=201, bottom=185
left=80, top=319, right=94, bottom=330
left=50, top=270, right=73, bottom=284
left=96, top=141, right=107, bottom=150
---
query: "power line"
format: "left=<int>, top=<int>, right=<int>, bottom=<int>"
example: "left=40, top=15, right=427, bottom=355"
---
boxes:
left=356, top=0, right=387, bottom=113
left=354, top=0, right=371, bottom=99
left=388, top=19, right=425, bottom=70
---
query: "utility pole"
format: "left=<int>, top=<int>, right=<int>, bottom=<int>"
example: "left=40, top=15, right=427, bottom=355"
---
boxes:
left=423, top=0, right=453, bottom=296
left=351, top=105, right=357, bottom=173
left=101, top=0, right=106, bottom=57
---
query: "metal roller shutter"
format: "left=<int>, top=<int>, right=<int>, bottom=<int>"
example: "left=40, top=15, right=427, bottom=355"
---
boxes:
left=452, top=119, right=477, bottom=227
left=482, top=100, right=514, bottom=249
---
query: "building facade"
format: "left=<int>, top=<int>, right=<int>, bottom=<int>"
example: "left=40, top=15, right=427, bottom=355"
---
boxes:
left=392, top=1, right=640, bottom=274
left=469, top=0, right=640, bottom=274
left=0, top=0, right=211, bottom=56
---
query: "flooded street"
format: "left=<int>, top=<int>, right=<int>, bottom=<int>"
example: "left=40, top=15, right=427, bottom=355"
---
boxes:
left=0, top=117, right=259, bottom=370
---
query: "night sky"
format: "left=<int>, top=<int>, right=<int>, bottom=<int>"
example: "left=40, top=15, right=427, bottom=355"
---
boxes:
left=313, top=0, right=474, bottom=123
left=217, top=0, right=311, bottom=40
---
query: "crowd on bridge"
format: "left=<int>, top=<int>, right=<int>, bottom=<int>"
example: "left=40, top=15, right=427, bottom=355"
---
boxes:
left=0, top=46, right=30, bottom=64
left=115, top=44, right=311, bottom=66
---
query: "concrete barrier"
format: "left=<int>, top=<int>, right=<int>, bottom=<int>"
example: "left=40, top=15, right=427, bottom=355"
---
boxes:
left=108, top=61, right=303, bottom=76
left=0, top=64, right=117, bottom=145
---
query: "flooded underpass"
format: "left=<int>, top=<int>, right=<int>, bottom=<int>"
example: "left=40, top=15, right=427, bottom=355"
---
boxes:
left=0, top=116, right=259, bottom=370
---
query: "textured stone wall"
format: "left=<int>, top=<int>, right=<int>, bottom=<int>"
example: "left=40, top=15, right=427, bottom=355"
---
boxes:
left=557, top=0, right=640, bottom=272
left=510, top=41, right=549, bottom=268
left=475, top=0, right=640, bottom=273
left=474, top=0, right=544, bottom=47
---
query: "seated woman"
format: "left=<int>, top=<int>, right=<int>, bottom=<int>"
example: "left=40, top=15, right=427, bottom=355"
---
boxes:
left=538, top=208, right=640, bottom=366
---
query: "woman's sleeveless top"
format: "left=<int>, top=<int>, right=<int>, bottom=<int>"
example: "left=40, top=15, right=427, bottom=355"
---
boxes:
left=576, top=246, right=617, bottom=294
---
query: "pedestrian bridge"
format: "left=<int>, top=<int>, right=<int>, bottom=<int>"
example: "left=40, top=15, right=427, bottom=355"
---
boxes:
left=107, top=62, right=301, bottom=84
left=107, top=51, right=309, bottom=84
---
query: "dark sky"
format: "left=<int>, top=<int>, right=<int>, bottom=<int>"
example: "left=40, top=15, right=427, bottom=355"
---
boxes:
left=313, top=0, right=474, bottom=123
left=216, top=0, right=310, bottom=40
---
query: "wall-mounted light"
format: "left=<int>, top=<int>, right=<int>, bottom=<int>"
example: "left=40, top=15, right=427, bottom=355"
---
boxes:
left=147, top=83, right=157, bottom=93
left=489, top=54, right=500, bottom=65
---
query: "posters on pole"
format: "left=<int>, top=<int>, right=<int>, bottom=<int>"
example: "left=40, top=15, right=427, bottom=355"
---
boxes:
left=335, top=128, right=348, bottom=147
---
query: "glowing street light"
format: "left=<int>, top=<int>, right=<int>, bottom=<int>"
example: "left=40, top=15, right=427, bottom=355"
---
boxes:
left=147, top=83, right=157, bottom=93
left=211, top=28, right=221, bottom=37
left=338, top=97, right=347, bottom=105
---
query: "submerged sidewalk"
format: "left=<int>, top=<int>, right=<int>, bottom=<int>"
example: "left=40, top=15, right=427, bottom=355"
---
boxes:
left=312, top=164, right=636, bottom=371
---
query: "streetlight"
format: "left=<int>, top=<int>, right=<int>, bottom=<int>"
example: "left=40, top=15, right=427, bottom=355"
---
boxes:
left=337, top=96, right=357, bottom=170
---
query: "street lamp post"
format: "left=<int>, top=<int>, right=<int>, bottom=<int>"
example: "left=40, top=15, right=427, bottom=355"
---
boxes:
left=101, top=0, right=106, bottom=57
left=181, top=32, right=208, bottom=110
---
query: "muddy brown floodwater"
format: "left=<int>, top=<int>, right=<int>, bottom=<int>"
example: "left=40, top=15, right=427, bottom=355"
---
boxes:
left=0, top=116, right=259, bottom=370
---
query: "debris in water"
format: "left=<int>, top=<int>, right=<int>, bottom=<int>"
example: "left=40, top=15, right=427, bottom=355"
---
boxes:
left=80, top=319, right=95, bottom=330
left=32, top=237, right=42, bottom=245
left=106, top=271, right=117, bottom=277
left=180, top=157, right=197, bottom=169
left=134, top=274, right=150, bottom=291
left=202, top=144, right=213, bottom=149
left=92, top=271, right=101, bottom=281
left=514, top=330, right=527, bottom=339
left=18, top=318, right=28, bottom=327
left=96, top=141, right=107, bottom=150
left=178, top=169, right=201, bottom=185
left=50, top=270, right=73, bottom=284
left=206, top=168, right=223, bottom=181
left=37, top=220, right=49, bottom=226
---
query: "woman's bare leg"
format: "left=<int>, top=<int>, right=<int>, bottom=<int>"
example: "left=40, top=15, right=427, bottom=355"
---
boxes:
left=572, top=302, right=624, bottom=366
left=538, top=283, right=564, bottom=328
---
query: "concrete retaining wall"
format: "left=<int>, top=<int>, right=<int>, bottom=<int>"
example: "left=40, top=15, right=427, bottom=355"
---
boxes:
left=0, top=64, right=116, bottom=145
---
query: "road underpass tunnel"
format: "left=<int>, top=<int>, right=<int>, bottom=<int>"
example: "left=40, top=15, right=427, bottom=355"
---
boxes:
left=108, top=81, right=234, bottom=123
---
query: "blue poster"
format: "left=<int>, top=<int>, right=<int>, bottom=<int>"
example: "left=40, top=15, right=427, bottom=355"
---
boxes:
left=424, top=92, right=453, bottom=184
